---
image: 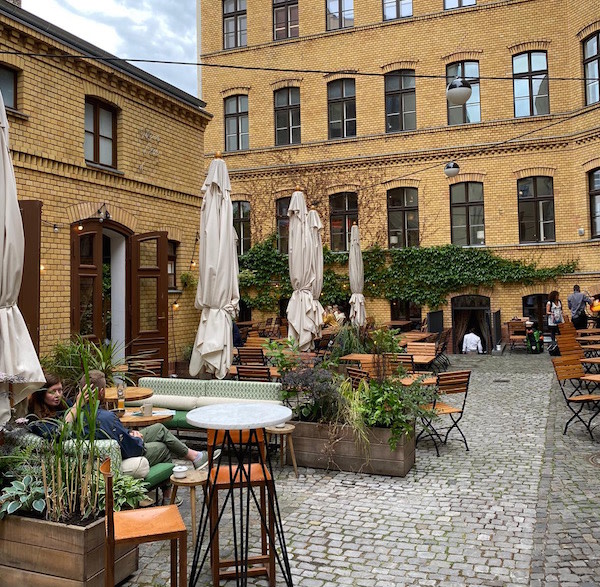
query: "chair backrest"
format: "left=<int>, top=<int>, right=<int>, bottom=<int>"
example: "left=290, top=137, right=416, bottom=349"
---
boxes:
left=238, top=347, right=266, bottom=365
left=346, top=367, right=370, bottom=390
left=555, top=336, right=583, bottom=355
left=383, top=352, right=415, bottom=376
left=507, top=321, right=527, bottom=336
left=243, top=337, right=270, bottom=349
left=406, top=342, right=437, bottom=357
left=236, top=365, right=272, bottom=382
left=559, top=321, right=576, bottom=334
left=207, top=428, right=267, bottom=464
left=437, top=370, right=471, bottom=395
left=100, top=459, right=115, bottom=543
left=552, top=356, right=585, bottom=381
left=127, top=357, right=164, bottom=382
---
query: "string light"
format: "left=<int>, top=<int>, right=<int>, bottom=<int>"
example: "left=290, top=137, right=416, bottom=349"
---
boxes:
left=189, top=231, right=200, bottom=271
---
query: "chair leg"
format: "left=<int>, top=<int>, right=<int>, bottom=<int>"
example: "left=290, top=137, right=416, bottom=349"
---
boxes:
left=179, top=532, right=187, bottom=587
left=105, top=539, right=115, bottom=587
left=417, top=417, right=440, bottom=457
left=209, top=488, right=220, bottom=587
left=170, top=539, right=177, bottom=586
left=443, top=414, right=469, bottom=451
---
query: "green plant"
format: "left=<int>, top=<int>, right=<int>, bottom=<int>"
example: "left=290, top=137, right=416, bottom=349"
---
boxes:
left=365, top=328, right=404, bottom=354
left=0, top=474, right=46, bottom=519
left=328, top=324, right=369, bottom=361
left=264, top=338, right=303, bottom=374
left=181, top=342, right=194, bottom=362
left=179, top=271, right=197, bottom=290
left=99, top=471, right=148, bottom=511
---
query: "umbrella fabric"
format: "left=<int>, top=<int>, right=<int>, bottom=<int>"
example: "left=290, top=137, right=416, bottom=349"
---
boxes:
left=0, top=91, right=44, bottom=425
left=348, top=224, right=366, bottom=327
left=189, top=157, right=239, bottom=380
left=286, top=191, right=317, bottom=351
left=308, top=209, right=325, bottom=336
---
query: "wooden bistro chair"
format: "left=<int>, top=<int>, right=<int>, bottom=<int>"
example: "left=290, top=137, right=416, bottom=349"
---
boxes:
left=417, top=370, right=471, bottom=457
left=551, top=356, right=600, bottom=440
left=346, top=366, right=370, bottom=390
left=100, top=458, right=187, bottom=587
left=382, top=353, right=415, bottom=377
left=206, top=429, right=276, bottom=587
left=238, top=347, right=267, bottom=365
left=236, top=365, right=273, bottom=382
left=556, top=335, right=600, bottom=372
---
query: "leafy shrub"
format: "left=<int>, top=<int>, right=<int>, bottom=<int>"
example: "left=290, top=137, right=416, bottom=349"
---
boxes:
left=99, top=471, right=148, bottom=511
left=0, top=475, right=45, bottom=519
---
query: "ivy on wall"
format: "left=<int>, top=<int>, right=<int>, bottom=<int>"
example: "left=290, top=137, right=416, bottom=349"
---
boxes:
left=238, top=236, right=577, bottom=312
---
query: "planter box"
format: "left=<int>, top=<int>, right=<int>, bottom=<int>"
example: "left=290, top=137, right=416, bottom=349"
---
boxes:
left=0, top=515, right=138, bottom=586
left=290, top=420, right=415, bottom=477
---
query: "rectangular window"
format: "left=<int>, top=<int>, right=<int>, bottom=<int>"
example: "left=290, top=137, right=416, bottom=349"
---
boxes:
left=328, top=79, right=356, bottom=139
left=383, top=0, right=412, bottom=20
left=167, top=241, right=177, bottom=290
left=450, top=182, right=485, bottom=246
left=447, top=61, right=481, bottom=125
left=225, top=95, right=249, bottom=151
left=513, top=51, right=549, bottom=117
left=276, top=197, right=291, bottom=252
left=584, top=33, right=600, bottom=105
left=233, top=201, right=251, bottom=255
left=330, top=192, right=358, bottom=251
left=444, top=0, right=476, bottom=8
left=224, top=0, right=247, bottom=49
left=385, top=70, right=416, bottom=132
left=590, top=169, right=600, bottom=238
left=275, top=87, right=301, bottom=145
left=274, top=0, right=299, bottom=40
left=326, top=0, right=354, bottom=30
left=387, top=187, right=419, bottom=247
left=518, top=176, right=555, bottom=243
left=84, top=98, right=117, bottom=168
left=0, top=66, right=17, bottom=109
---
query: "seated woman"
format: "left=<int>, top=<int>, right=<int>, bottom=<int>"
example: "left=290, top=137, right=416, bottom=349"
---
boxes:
left=27, top=370, right=71, bottom=438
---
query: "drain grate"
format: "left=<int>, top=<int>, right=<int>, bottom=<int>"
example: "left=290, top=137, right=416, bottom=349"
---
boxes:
left=588, top=453, right=600, bottom=467
left=493, top=379, right=510, bottom=383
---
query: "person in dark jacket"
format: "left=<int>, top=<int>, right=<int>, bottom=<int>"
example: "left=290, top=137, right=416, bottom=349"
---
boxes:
left=27, top=370, right=71, bottom=438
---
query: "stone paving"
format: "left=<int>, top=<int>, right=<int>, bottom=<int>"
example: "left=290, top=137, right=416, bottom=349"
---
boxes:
left=121, top=353, right=600, bottom=586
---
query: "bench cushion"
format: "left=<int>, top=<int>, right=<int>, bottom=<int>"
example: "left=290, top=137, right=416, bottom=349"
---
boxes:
left=144, top=462, right=174, bottom=489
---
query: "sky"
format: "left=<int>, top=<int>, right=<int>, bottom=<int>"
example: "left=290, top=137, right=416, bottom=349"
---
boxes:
left=22, top=0, right=198, bottom=96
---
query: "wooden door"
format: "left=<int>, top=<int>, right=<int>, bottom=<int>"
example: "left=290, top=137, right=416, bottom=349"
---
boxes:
left=128, top=231, right=168, bottom=364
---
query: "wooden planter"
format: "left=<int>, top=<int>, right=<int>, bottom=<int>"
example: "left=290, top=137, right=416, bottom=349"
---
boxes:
left=0, top=515, right=138, bottom=586
left=290, top=420, right=415, bottom=477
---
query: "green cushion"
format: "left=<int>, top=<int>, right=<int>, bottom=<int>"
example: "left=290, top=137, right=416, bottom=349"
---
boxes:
left=164, top=410, right=195, bottom=429
left=144, top=462, right=174, bottom=489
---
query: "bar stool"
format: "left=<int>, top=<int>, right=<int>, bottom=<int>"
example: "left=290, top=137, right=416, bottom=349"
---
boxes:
left=169, top=469, right=208, bottom=547
left=265, top=423, right=298, bottom=478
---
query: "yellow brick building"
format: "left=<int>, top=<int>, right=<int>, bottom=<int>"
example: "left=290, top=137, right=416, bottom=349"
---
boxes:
left=0, top=1, right=211, bottom=367
left=199, top=0, right=600, bottom=351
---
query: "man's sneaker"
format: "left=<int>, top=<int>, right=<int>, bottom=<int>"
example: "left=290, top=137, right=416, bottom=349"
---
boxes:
left=193, top=449, right=222, bottom=470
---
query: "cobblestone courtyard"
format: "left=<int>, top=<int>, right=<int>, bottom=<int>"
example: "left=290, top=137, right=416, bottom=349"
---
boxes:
left=123, top=354, right=600, bottom=586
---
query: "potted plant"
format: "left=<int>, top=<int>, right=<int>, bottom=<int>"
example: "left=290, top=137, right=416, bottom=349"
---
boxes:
left=283, top=363, right=436, bottom=477
left=0, top=362, right=143, bottom=586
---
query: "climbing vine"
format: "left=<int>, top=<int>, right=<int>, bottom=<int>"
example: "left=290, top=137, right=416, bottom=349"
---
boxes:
left=238, top=236, right=577, bottom=312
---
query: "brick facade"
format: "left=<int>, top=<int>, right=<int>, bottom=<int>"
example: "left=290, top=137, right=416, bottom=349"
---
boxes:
left=199, top=0, right=600, bottom=336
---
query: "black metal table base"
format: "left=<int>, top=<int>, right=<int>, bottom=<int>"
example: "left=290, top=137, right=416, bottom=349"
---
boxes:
left=189, top=428, right=293, bottom=587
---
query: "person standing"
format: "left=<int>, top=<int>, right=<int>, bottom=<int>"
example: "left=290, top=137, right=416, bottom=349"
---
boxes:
left=462, top=328, right=483, bottom=354
left=546, top=290, right=564, bottom=341
left=567, top=285, right=592, bottom=330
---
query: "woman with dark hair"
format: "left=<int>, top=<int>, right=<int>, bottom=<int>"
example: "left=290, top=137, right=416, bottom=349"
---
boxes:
left=27, top=370, right=70, bottom=437
left=546, top=290, right=564, bottom=341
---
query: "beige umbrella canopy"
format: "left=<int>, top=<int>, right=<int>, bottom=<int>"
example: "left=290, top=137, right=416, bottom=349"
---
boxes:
left=189, top=155, right=240, bottom=380
left=349, top=223, right=366, bottom=327
left=0, top=91, right=44, bottom=425
left=287, top=190, right=318, bottom=351
left=308, top=209, right=325, bottom=337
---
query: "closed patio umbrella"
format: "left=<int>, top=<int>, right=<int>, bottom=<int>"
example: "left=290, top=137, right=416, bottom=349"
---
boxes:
left=349, top=223, right=366, bottom=327
left=189, top=155, right=239, bottom=380
left=0, top=91, right=44, bottom=425
left=308, top=209, right=325, bottom=337
left=287, top=190, right=318, bottom=351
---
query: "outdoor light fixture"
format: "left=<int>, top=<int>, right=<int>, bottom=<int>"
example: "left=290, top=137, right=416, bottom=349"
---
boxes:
left=446, top=78, right=472, bottom=106
left=578, top=227, right=585, bottom=236
left=53, top=224, right=59, bottom=233
left=77, top=224, right=84, bottom=231
left=40, top=264, right=45, bottom=272
left=444, top=161, right=460, bottom=178
left=172, top=301, right=180, bottom=310
left=97, top=202, right=111, bottom=222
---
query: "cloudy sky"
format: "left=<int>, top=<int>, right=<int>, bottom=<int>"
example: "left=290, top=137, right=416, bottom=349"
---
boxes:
left=22, top=0, right=198, bottom=96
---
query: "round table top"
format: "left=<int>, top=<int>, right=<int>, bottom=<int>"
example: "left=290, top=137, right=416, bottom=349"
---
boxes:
left=170, top=469, right=208, bottom=486
left=187, top=403, right=292, bottom=430
left=119, top=409, right=173, bottom=428
left=105, top=386, right=153, bottom=402
left=265, top=423, right=295, bottom=434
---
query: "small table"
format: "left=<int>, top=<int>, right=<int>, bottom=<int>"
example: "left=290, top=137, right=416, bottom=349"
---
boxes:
left=266, top=423, right=298, bottom=478
left=187, top=403, right=293, bottom=587
left=105, top=386, right=153, bottom=402
left=169, top=469, right=208, bottom=547
left=385, top=320, right=414, bottom=331
left=119, top=409, right=173, bottom=429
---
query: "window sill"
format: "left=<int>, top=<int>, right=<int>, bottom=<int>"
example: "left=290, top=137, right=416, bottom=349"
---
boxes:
left=85, top=161, right=124, bottom=176
left=169, top=289, right=183, bottom=295
left=6, top=107, right=29, bottom=121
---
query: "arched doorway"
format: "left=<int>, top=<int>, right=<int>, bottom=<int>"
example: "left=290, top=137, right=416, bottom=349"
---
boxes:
left=71, top=219, right=169, bottom=364
left=452, top=295, right=492, bottom=354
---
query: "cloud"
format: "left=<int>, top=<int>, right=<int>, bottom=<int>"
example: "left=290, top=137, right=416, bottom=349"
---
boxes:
left=22, top=0, right=198, bottom=96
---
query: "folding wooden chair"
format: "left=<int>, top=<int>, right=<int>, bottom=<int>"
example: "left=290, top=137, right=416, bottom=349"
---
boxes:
left=382, top=352, right=415, bottom=377
left=236, top=365, right=273, bottom=382
left=346, top=366, right=370, bottom=390
left=238, top=347, right=267, bottom=365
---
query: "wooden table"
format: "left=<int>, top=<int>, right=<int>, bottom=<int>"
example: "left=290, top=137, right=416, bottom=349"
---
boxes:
left=119, top=409, right=173, bottom=429
left=398, top=332, right=430, bottom=344
left=105, top=386, right=154, bottom=402
left=385, top=320, right=413, bottom=331
left=576, top=328, right=600, bottom=335
left=339, top=353, right=382, bottom=378
left=228, top=365, right=281, bottom=379
left=170, top=469, right=208, bottom=547
left=576, top=336, right=600, bottom=344
left=397, top=374, right=438, bottom=386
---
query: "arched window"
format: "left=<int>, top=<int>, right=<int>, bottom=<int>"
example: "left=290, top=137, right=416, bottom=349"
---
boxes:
left=450, top=182, right=485, bottom=246
left=387, top=187, right=419, bottom=247
left=232, top=201, right=251, bottom=255
left=274, top=88, right=301, bottom=145
left=518, top=176, right=554, bottom=242
left=584, top=32, right=600, bottom=105
left=589, top=168, right=600, bottom=238
left=330, top=192, right=358, bottom=251
left=327, top=79, right=356, bottom=139
left=385, top=70, right=416, bottom=132
left=446, top=61, right=480, bottom=124
left=224, top=95, right=249, bottom=151
left=276, top=196, right=291, bottom=252
left=512, top=51, right=549, bottom=117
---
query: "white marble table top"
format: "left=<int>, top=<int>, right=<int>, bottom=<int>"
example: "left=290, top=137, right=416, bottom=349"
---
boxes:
left=186, top=403, right=292, bottom=430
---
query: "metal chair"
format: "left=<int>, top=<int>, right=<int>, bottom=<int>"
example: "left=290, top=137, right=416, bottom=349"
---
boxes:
left=100, top=458, right=187, bottom=587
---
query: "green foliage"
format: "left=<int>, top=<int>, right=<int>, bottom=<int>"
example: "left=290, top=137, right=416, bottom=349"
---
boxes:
left=264, top=339, right=303, bottom=374
left=237, top=237, right=577, bottom=312
left=181, top=342, right=194, bottom=362
left=99, top=471, right=148, bottom=511
left=0, top=475, right=46, bottom=519
left=328, top=325, right=370, bottom=361
left=365, top=328, right=403, bottom=354
left=179, top=271, right=197, bottom=290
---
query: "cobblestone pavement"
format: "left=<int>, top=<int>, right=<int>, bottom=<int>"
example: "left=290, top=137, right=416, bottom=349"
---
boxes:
left=121, top=353, right=600, bottom=586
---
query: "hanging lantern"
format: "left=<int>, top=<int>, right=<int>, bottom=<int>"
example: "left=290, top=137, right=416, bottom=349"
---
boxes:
left=444, top=161, right=460, bottom=178
left=446, top=78, right=472, bottom=105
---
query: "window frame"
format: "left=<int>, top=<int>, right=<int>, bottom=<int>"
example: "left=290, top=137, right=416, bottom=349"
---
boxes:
left=84, top=97, right=117, bottom=169
left=387, top=187, right=419, bottom=248
left=450, top=182, right=485, bottom=246
left=223, top=0, right=247, bottom=49
left=274, top=87, right=301, bottom=145
left=384, top=69, right=416, bottom=133
left=276, top=197, right=291, bottom=253
left=583, top=32, right=600, bottom=106
left=446, top=60, right=481, bottom=125
left=224, top=94, right=249, bottom=152
left=512, top=51, right=549, bottom=118
left=517, top=176, right=555, bottom=243
left=444, top=0, right=476, bottom=8
left=167, top=240, right=178, bottom=291
left=273, top=0, right=299, bottom=40
left=589, top=168, right=600, bottom=239
left=382, top=0, right=412, bottom=20
left=327, top=78, right=356, bottom=139
left=232, top=200, right=251, bottom=255
left=329, top=192, right=358, bottom=252
left=0, top=64, right=17, bottom=110
left=326, top=0, right=354, bottom=31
